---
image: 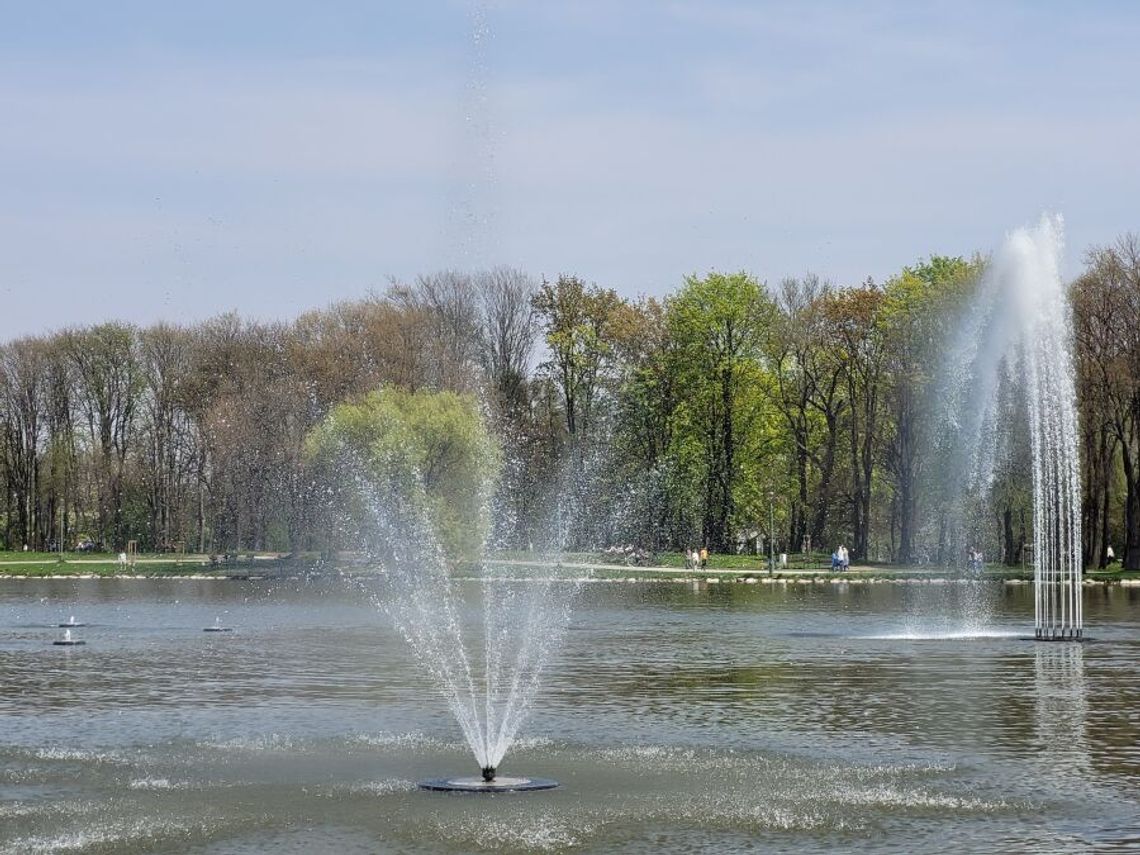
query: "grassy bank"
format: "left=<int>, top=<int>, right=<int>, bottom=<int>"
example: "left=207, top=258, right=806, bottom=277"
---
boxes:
left=490, top=550, right=1140, bottom=582
left=1, top=548, right=1137, bottom=582
left=0, top=550, right=295, bottom=577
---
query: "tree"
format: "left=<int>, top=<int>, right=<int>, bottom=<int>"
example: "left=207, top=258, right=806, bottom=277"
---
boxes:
left=389, top=271, right=483, bottom=393
left=666, top=272, right=781, bottom=552
left=879, top=256, right=979, bottom=562
left=65, top=323, right=141, bottom=548
left=0, top=338, right=47, bottom=549
left=1072, top=234, right=1140, bottom=570
left=477, top=267, right=539, bottom=413
left=306, top=387, right=500, bottom=561
left=768, top=274, right=838, bottom=552
left=821, top=283, right=885, bottom=562
left=138, top=324, right=198, bottom=551
left=533, top=275, right=626, bottom=440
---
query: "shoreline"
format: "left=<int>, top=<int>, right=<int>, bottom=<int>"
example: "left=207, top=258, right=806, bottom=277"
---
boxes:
left=0, top=553, right=1135, bottom=585
left=0, top=567, right=1136, bottom=586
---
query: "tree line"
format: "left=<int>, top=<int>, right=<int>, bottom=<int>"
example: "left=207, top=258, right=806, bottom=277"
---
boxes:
left=2, top=236, right=1138, bottom=569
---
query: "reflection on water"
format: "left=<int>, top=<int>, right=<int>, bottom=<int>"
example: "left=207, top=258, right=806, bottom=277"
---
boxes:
left=0, top=579, right=1137, bottom=854
left=1034, top=643, right=1088, bottom=780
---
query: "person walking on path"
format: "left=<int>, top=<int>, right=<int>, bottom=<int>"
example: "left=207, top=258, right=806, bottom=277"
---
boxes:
left=699, top=547, right=708, bottom=569
left=839, top=545, right=849, bottom=572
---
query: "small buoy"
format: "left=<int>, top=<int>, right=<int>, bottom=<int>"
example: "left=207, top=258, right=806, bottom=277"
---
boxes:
left=204, top=617, right=232, bottom=633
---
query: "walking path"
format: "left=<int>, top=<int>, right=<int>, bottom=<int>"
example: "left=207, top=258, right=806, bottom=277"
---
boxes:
left=486, top=557, right=897, bottom=577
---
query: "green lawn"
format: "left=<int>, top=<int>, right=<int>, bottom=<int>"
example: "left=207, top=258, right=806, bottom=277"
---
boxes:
left=1, top=547, right=1135, bottom=581
left=0, top=550, right=258, bottom=576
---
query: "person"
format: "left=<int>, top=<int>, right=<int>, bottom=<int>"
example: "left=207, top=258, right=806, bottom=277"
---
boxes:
left=831, top=549, right=840, bottom=572
left=1107, top=545, right=1116, bottom=565
left=699, top=546, right=708, bottom=569
left=118, top=551, right=128, bottom=569
left=839, top=545, right=849, bottom=572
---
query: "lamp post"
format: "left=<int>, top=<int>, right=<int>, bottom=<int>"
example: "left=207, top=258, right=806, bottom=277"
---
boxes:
left=768, top=491, right=775, bottom=575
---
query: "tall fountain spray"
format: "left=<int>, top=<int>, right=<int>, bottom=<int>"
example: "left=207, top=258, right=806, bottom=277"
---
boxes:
left=940, top=215, right=1082, bottom=639
left=1008, top=219, right=1083, bottom=640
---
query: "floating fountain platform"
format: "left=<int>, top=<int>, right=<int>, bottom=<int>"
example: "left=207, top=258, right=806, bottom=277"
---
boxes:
left=59, top=618, right=85, bottom=628
left=1032, top=629, right=1084, bottom=642
left=418, top=775, right=558, bottom=793
left=203, top=626, right=233, bottom=632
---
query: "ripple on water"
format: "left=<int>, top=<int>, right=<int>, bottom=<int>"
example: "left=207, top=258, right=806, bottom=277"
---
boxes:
left=128, top=777, right=189, bottom=791
left=431, top=810, right=586, bottom=852
left=345, top=731, right=447, bottom=750
left=332, top=778, right=418, bottom=796
left=1, top=817, right=206, bottom=855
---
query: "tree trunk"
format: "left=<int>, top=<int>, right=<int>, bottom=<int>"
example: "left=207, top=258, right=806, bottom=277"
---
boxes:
left=1003, top=506, right=1017, bottom=566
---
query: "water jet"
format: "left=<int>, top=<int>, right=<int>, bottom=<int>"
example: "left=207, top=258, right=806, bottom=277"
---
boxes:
left=938, top=215, right=1083, bottom=640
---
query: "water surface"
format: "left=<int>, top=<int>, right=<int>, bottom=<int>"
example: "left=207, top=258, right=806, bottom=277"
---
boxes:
left=1, top=578, right=1137, bottom=853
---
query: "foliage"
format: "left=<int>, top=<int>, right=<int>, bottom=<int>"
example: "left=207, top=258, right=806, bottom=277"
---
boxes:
left=663, top=272, right=785, bottom=551
left=305, top=387, right=500, bottom=562
left=0, top=238, right=1135, bottom=570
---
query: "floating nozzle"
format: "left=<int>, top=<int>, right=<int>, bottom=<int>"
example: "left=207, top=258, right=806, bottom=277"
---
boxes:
left=481, top=766, right=496, bottom=783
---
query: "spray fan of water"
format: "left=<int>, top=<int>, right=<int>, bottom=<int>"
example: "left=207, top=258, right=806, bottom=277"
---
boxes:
left=356, top=476, right=584, bottom=790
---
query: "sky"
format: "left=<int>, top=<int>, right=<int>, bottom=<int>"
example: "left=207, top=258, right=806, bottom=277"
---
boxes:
left=2, top=1, right=1139, bottom=339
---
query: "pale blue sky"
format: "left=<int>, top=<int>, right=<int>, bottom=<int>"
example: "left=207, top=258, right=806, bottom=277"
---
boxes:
left=2, top=1, right=1138, bottom=337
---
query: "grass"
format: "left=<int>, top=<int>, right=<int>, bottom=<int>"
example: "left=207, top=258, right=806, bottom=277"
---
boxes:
left=489, top=550, right=1140, bottom=582
left=0, top=549, right=290, bottom=577
left=1, top=547, right=1135, bottom=581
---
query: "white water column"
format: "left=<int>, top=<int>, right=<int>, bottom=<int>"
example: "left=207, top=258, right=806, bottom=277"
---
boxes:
left=1015, top=218, right=1083, bottom=640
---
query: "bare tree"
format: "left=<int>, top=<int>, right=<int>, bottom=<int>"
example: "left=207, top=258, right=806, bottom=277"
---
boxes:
left=1073, top=233, right=1140, bottom=569
left=65, top=323, right=141, bottom=549
left=477, top=267, right=538, bottom=410
left=0, top=338, right=47, bottom=549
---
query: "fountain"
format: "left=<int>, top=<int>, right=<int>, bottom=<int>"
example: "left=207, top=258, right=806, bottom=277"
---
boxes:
left=53, top=629, right=85, bottom=646
left=203, top=617, right=232, bottom=633
left=58, top=615, right=85, bottom=628
left=348, top=456, right=583, bottom=793
left=937, top=215, right=1082, bottom=640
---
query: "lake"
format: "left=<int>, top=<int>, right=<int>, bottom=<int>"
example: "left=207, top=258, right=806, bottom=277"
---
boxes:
left=1, top=577, right=1137, bottom=853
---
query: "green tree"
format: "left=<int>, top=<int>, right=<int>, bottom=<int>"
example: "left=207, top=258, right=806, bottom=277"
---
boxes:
left=819, top=284, right=885, bottom=561
left=666, top=272, right=782, bottom=552
left=879, top=255, right=980, bottom=562
left=306, top=387, right=500, bottom=561
left=533, top=275, right=627, bottom=440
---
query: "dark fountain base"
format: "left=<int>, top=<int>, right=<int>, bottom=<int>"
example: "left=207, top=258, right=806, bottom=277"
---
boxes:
left=1030, top=629, right=1084, bottom=642
left=419, top=774, right=558, bottom=793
